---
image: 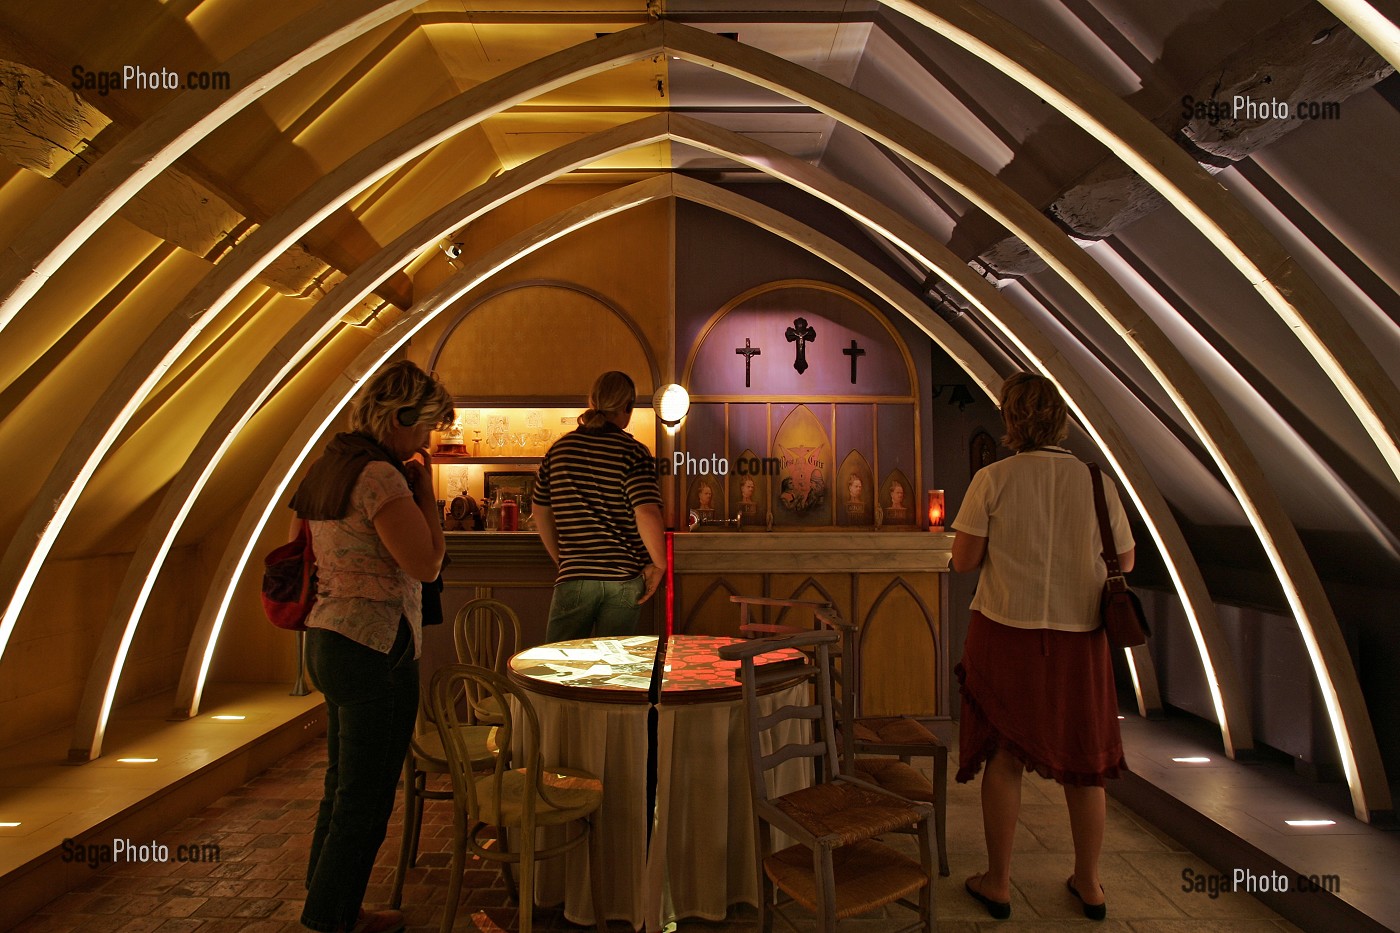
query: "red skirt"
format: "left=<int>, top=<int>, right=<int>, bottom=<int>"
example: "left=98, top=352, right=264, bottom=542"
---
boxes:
left=956, top=610, right=1126, bottom=787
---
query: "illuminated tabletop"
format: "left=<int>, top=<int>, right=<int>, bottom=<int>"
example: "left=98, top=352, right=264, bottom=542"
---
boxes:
left=507, top=634, right=804, bottom=704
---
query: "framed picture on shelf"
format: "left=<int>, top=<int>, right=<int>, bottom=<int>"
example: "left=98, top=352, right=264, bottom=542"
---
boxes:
left=484, top=470, right=538, bottom=511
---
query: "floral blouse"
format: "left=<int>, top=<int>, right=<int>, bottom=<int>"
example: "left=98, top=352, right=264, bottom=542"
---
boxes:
left=305, top=461, right=421, bottom=657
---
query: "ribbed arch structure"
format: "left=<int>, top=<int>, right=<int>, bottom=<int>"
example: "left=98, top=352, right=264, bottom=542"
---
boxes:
left=0, top=15, right=1389, bottom=821
left=72, top=116, right=1251, bottom=774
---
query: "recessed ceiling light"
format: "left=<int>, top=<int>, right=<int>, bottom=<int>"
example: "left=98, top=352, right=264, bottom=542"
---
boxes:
left=211, top=714, right=246, bottom=721
left=0, top=821, right=19, bottom=828
left=1284, top=819, right=1336, bottom=827
left=117, top=757, right=158, bottom=764
left=1172, top=756, right=1211, bottom=763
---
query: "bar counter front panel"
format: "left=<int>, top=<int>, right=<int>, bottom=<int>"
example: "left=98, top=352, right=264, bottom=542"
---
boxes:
left=427, top=530, right=953, bottom=717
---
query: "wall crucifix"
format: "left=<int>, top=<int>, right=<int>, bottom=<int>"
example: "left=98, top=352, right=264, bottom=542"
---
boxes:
left=842, top=339, right=865, bottom=384
left=785, top=317, right=816, bottom=374
left=735, top=338, right=761, bottom=388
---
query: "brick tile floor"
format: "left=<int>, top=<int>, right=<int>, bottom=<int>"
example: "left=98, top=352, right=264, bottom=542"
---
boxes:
left=12, top=734, right=1301, bottom=932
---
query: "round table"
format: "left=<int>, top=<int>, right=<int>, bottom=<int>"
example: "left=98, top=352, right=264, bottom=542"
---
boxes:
left=507, top=634, right=810, bottom=929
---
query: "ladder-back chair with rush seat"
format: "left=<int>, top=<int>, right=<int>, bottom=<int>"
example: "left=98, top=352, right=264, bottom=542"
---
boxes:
left=453, top=597, right=522, bottom=725
left=730, top=595, right=949, bottom=876
left=431, top=663, right=607, bottom=933
left=719, top=630, right=936, bottom=933
left=814, top=606, right=950, bottom=877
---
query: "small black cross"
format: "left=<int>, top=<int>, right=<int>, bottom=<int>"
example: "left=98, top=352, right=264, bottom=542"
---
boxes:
left=842, top=340, right=865, bottom=384
left=735, top=338, right=761, bottom=388
left=785, top=317, right=816, bottom=374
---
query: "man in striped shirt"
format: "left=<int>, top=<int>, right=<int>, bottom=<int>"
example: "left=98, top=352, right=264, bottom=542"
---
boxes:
left=532, top=371, right=667, bottom=642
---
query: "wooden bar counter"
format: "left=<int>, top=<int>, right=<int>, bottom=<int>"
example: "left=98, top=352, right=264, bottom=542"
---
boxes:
left=432, top=530, right=953, bottom=717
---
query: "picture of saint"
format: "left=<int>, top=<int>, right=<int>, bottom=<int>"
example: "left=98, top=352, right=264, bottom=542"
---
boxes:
left=879, top=470, right=915, bottom=525
left=737, top=475, right=759, bottom=515
left=846, top=474, right=865, bottom=513
left=690, top=478, right=717, bottom=516
left=835, top=451, right=874, bottom=527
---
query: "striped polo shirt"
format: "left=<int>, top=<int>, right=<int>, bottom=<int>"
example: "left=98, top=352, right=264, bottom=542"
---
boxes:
left=533, top=422, right=662, bottom=582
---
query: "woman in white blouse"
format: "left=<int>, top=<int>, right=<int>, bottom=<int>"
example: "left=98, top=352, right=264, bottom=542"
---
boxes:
left=951, top=373, right=1135, bottom=922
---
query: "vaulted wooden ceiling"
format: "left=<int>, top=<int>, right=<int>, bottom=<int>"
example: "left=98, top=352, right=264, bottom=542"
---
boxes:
left=1, top=1, right=1397, bottom=818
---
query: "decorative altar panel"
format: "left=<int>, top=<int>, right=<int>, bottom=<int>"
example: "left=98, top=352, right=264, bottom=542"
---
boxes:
left=672, top=533, right=951, bottom=716
left=679, top=281, right=925, bottom=530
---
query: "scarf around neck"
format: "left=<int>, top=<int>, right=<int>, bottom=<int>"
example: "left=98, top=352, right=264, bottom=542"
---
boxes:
left=289, top=432, right=408, bottom=520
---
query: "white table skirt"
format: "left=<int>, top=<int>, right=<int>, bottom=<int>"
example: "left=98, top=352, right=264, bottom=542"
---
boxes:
left=511, top=684, right=810, bottom=930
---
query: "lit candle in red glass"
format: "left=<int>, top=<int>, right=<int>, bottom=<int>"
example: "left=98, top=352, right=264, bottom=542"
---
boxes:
left=927, top=489, right=945, bottom=532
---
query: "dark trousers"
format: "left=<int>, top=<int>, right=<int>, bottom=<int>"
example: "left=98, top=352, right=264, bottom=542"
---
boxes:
left=302, top=619, right=418, bottom=932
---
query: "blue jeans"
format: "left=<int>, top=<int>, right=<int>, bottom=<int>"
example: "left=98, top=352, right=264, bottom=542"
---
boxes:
left=545, top=575, right=646, bottom=642
left=302, top=619, right=418, bottom=932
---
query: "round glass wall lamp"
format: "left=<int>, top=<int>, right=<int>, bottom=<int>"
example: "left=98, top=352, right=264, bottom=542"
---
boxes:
left=652, top=383, right=690, bottom=428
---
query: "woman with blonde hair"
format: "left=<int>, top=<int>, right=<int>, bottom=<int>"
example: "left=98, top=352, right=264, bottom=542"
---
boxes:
left=534, top=370, right=666, bottom=641
left=951, top=372, right=1135, bottom=922
left=290, top=360, right=453, bottom=933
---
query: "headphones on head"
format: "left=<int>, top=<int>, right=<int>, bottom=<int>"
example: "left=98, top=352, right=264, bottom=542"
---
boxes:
left=395, top=383, right=437, bottom=428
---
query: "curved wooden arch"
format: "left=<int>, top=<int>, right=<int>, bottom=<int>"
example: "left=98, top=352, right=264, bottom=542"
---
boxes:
left=0, top=25, right=669, bottom=669
left=80, top=118, right=1234, bottom=768
left=0, top=0, right=421, bottom=333
left=159, top=162, right=1241, bottom=783
left=880, top=0, right=1400, bottom=486
left=28, top=25, right=1378, bottom=814
left=425, top=279, right=662, bottom=391
left=774, top=578, right=842, bottom=628
left=661, top=22, right=1387, bottom=820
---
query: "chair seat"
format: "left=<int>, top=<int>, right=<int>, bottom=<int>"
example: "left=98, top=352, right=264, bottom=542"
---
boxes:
left=485, top=766, right=605, bottom=828
left=772, top=779, right=925, bottom=845
left=472, top=693, right=506, bottom=724
left=852, top=757, right=933, bottom=802
left=853, top=716, right=941, bottom=749
left=415, top=724, right=501, bottom=771
left=764, top=838, right=929, bottom=920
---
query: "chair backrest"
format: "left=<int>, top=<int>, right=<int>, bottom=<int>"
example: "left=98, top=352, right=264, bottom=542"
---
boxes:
left=718, top=630, right=844, bottom=806
left=811, top=606, right=862, bottom=764
left=453, top=598, right=522, bottom=721
left=430, top=663, right=542, bottom=829
left=730, top=594, right=833, bottom=638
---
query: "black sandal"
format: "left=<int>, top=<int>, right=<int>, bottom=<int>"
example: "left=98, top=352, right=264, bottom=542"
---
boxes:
left=1067, top=877, right=1107, bottom=921
left=965, top=876, right=1011, bottom=920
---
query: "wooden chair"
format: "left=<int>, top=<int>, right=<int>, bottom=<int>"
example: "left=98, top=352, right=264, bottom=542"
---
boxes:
left=815, top=606, right=950, bottom=877
left=730, top=594, right=949, bottom=876
left=390, top=679, right=501, bottom=908
left=453, top=597, right=522, bottom=725
left=431, top=663, right=607, bottom=933
left=718, top=631, right=935, bottom=933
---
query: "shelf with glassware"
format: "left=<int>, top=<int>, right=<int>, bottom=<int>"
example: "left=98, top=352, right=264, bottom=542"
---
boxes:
left=429, top=403, right=657, bottom=531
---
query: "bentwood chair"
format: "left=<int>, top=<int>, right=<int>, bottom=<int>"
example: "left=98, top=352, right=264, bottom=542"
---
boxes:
left=391, top=679, right=501, bottom=908
left=431, top=663, right=607, bottom=933
left=814, top=607, right=950, bottom=876
left=718, top=631, right=936, bottom=933
left=453, top=598, right=522, bottom=725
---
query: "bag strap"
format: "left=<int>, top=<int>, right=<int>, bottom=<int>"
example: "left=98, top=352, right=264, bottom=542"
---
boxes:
left=1089, top=464, right=1126, bottom=584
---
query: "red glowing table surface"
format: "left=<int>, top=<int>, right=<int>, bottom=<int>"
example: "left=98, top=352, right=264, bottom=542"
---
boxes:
left=507, top=634, right=804, bottom=704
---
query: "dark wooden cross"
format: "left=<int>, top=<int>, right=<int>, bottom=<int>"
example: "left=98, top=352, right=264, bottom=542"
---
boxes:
left=785, top=317, right=816, bottom=374
left=842, top=339, right=865, bottom=384
left=735, top=338, right=761, bottom=388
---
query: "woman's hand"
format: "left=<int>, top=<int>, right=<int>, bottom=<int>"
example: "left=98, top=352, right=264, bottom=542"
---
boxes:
left=403, top=449, right=434, bottom=502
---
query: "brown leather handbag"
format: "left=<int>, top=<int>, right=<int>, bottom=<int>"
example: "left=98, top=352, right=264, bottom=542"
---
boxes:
left=1090, top=464, right=1150, bottom=648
